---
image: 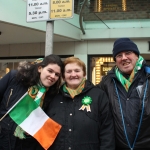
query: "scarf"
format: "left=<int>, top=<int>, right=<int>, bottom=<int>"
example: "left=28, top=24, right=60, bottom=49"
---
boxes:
left=115, top=55, right=144, bottom=91
left=63, top=78, right=86, bottom=98
left=14, top=84, right=46, bottom=139
left=28, top=85, right=46, bottom=107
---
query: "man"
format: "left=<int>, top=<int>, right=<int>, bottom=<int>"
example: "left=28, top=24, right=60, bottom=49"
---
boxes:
left=97, top=38, right=150, bottom=150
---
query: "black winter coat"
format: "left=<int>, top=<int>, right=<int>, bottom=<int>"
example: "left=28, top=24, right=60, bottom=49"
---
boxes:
left=97, top=64, right=150, bottom=150
left=44, top=80, right=115, bottom=150
left=0, top=70, right=47, bottom=150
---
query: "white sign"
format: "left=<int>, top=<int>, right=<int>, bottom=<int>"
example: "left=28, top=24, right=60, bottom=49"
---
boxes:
left=27, top=0, right=49, bottom=22
left=27, top=0, right=74, bottom=22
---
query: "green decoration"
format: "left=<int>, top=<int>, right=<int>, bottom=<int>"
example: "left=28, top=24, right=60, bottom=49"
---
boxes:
left=82, top=96, right=92, bottom=105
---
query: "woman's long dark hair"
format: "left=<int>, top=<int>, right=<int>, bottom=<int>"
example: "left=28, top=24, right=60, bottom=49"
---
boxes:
left=16, top=54, right=64, bottom=95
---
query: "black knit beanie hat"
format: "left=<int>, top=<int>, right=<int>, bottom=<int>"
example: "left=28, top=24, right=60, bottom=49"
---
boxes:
left=112, top=38, right=140, bottom=60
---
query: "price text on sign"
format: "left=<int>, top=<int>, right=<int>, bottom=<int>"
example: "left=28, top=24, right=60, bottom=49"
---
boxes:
left=50, top=0, right=73, bottom=19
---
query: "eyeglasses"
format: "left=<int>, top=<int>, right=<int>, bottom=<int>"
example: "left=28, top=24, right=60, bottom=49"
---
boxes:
left=115, top=51, right=133, bottom=59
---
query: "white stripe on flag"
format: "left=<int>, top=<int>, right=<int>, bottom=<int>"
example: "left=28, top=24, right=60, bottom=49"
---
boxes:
left=35, top=91, right=43, bottom=101
left=19, top=107, right=49, bottom=136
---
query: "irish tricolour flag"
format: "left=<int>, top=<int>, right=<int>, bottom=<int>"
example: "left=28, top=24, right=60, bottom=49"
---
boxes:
left=8, top=92, right=61, bottom=150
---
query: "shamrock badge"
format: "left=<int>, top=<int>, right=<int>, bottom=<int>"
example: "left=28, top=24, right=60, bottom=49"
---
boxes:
left=79, top=96, right=92, bottom=112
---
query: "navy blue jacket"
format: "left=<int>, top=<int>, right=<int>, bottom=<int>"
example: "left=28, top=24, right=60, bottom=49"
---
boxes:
left=97, top=63, right=150, bottom=150
left=0, top=70, right=45, bottom=150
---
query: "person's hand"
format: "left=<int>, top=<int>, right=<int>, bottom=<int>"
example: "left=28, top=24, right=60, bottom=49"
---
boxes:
left=24, top=132, right=30, bottom=135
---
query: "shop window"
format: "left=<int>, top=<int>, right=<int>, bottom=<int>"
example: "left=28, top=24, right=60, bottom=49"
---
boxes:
left=0, top=55, right=72, bottom=79
left=89, top=55, right=150, bottom=85
left=89, top=56, right=115, bottom=85
left=0, top=59, right=35, bottom=78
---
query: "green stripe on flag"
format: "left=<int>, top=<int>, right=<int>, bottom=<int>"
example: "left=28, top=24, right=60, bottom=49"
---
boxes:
left=9, top=94, right=38, bottom=125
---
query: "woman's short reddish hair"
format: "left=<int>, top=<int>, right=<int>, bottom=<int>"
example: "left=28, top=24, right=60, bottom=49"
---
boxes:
left=63, top=57, right=86, bottom=78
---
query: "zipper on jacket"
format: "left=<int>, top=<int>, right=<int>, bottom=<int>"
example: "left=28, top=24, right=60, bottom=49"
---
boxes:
left=6, top=89, right=13, bottom=107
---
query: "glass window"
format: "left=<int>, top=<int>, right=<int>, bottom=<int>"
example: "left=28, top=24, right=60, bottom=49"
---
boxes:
left=0, top=55, right=72, bottom=79
left=89, top=56, right=115, bottom=85
left=0, top=59, right=35, bottom=78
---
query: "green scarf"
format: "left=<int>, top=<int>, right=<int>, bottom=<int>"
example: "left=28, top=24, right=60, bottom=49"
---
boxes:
left=28, top=84, right=46, bottom=106
left=115, top=55, right=144, bottom=91
left=63, top=78, right=86, bottom=98
left=14, top=84, right=46, bottom=139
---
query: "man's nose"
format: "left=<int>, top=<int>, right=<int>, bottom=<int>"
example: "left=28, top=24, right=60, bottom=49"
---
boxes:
left=121, top=53, right=128, bottom=59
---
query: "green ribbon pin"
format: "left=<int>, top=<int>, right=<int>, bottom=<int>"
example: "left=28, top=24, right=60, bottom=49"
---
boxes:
left=79, top=96, right=92, bottom=112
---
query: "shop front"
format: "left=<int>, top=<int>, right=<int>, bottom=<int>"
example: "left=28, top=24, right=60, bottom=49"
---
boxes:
left=88, top=55, right=115, bottom=85
left=0, top=57, right=37, bottom=78
left=88, top=55, right=150, bottom=85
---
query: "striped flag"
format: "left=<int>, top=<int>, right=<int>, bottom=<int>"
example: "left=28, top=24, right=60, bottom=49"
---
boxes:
left=9, top=92, right=61, bottom=150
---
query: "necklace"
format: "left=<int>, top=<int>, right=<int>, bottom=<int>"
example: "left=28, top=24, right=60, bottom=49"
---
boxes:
left=113, top=79, right=148, bottom=150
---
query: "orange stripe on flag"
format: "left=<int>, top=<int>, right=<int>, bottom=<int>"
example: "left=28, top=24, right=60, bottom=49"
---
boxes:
left=34, top=118, right=61, bottom=150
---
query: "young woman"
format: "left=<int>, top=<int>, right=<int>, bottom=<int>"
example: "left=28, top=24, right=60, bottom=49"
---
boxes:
left=0, top=54, right=64, bottom=150
left=43, top=57, right=115, bottom=150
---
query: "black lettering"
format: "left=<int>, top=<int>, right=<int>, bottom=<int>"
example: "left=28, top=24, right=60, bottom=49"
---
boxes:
left=33, top=11, right=37, bottom=15
left=42, top=11, right=47, bottom=13
left=53, top=1, right=61, bottom=4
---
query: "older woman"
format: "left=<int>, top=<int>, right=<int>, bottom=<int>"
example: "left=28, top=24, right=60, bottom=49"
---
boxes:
left=44, top=57, right=115, bottom=150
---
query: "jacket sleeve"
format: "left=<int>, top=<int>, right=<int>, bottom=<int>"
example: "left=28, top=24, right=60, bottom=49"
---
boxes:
left=98, top=90, right=115, bottom=150
left=0, top=71, right=16, bottom=103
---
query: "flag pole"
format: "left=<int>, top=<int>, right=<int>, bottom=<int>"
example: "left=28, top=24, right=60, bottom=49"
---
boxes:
left=0, top=92, right=28, bottom=121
